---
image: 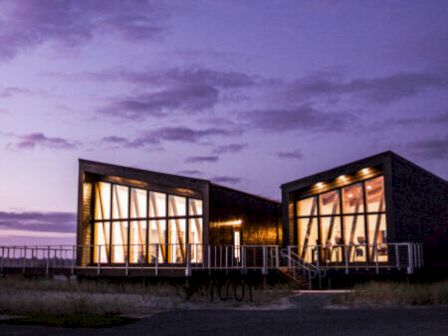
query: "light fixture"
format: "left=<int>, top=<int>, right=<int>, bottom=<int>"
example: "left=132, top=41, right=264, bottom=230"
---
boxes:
left=348, top=193, right=353, bottom=198
left=315, top=182, right=325, bottom=188
left=213, top=219, right=243, bottom=227
left=367, top=185, right=372, bottom=190
left=338, top=175, right=348, bottom=181
left=360, top=167, right=371, bottom=175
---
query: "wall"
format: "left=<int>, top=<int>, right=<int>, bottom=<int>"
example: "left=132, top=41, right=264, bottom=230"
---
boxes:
left=208, top=184, right=281, bottom=246
left=390, top=156, right=448, bottom=268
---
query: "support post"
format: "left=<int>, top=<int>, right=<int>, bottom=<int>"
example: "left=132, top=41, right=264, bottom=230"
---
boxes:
left=396, top=244, right=400, bottom=270
left=375, top=245, right=379, bottom=274
left=344, top=246, right=349, bottom=274
left=155, top=244, right=159, bottom=276
left=97, top=246, right=101, bottom=275
left=185, top=244, right=191, bottom=276
left=23, top=247, right=26, bottom=274
left=46, top=246, right=50, bottom=277
left=275, top=246, right=279, bottom=269
left=407, top=243, right=414, bottom=274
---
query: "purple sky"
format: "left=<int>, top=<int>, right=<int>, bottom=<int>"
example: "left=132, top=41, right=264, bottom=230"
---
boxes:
left=0, top=0, right=447, bottom=245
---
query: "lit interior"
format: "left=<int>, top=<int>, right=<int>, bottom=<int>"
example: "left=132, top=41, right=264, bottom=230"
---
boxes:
left=92, top=181, right=203, bottom=264
left=296, top=175, right=387, bottom=263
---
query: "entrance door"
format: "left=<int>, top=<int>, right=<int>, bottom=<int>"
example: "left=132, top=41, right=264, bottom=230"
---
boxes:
left=233, top=230, right=241, bottom=263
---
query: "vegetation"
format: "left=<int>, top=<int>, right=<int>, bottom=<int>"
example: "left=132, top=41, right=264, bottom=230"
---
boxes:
left=332, top=281, right=448, bottom=306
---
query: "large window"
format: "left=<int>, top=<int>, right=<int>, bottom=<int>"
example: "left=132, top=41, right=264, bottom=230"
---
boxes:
left=296, top=176, right=387, bottom=263
left=92, top=181, right=203, bottom=264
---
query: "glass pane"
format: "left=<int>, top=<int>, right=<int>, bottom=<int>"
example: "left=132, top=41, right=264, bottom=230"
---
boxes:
left=94, top=182, right=111, bottom=220
left=111, top=221, right=128, bottom=263
left=93, top=222, right=110, bottom=263
left=319, top=190, right=340, bottom=215
left=129, top=220, right=146, bottom=263
left=168, top=195, right=186, bottom=217
left=342, top=183, right=364, bottom=214
left=130, top=188, right=147, bottom=218
left=149, top=192, right=166, bottom=217
left=320, top=217, right=343, bottom=262
left=298, top=217, right=318, bottom=263
left=189, top=199, right=203, bottom=216
left=343, top=215, right=366, bottom=262
left=112, top=185, right=129, bottom=219
left=297, top=196, right=318, bottom=217
left=367, top=214, right=388, bottom=262
left=148, top=219, right=166, bottom=263
left=189, top=218, right=203, bottom=263
left=168, top=219, right=186, bottom=263
left=366, top=176, right=386, bottom=212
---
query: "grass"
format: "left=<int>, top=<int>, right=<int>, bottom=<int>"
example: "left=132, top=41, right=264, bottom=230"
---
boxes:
left=332, top=281, right=448, bottom=306
left=4, top=313, right=137, bottom=328
left=0, top=276, right=293, bottom=327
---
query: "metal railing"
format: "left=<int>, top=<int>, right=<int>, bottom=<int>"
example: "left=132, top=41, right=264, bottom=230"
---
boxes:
left=288, top=242, right=423, bottom=274
left=0, top=244, right=280, bottom=277
left=0, top=242, right=423, bottom=277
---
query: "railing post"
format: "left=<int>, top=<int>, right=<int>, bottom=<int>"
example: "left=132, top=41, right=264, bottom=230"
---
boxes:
left=97, top=246, right=101, bottom=275
left=375, top=245, right=379, bottom=274
left=242, top=246, right=247, bottom=273
left=262, top=246, right=267, bottom=275
left=275, top=246, right=279, bottom=269
left=225, top=246, right=228, bottom=272
left=407, top=243, right=414, bottom=274
left=395, top=244, right=400, bottom=270
left=155, top=244, right=159, bottom=276
left=23, top=247, right=26, bottom=274
left=344, top=245, right=349, bottom=274
left=46, top=246, right=50, bottom=276
left=208, top=245, right=211, bottom=273
left=287, top=246, right=292, bottom=268
left=71, top=245, right=76, bottom=275
left=185, top=244, right=191, bottom=276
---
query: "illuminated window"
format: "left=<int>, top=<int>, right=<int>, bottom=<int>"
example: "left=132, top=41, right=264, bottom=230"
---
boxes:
left=93, top=222, right=110, bottom=263
left=94, top=182, right=111, bottom=220
left=297, top=196, right=318, bottom=217
left=130, top=188, right=147, bottom=218
left=169, top=195, right=186, bottom=217
left=111, top=221, right=128, bottom=263
left=112, top=185, right=129, bottom=219
left=342, top=183, right=364, bottom=213
left=148, top=219, right=166, bottom=263
left=149, top=192, right=166, bottom=217
left=129, top=220, right=146, bottom=263
left=189, top=199, right=203, bottom=216
left=189, top=218, right=203, bottom=262
left=168, top=219, right=186, bottom=263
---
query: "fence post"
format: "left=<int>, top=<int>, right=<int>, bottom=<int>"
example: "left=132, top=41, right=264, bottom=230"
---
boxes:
left=275, top=246, right=280, bottom=269
left=46, top=246, right=50, bottom=277
left=155, top=244, right=159, bottom=276
left=375, top=245, right=379, bottom=274
left=344, top=246, right=349, bottom=274
left=396, top=244, right=400, bottom=270
left=407, top=243, right=414, bottom=274
left=262, top=246, right=267, bottom=275
left=23, top=247, right=26, bottom=274
left=97, top=246, right=101, bottom=275
left=185, top=244, right=191, bottom=276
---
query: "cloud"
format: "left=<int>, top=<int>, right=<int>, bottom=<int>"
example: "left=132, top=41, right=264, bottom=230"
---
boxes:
left=0, top=0, right=168, bottom=60
left=185, top=156, right=219, bottom=163
left=177, top=170, right=203, bottom=176
left=392, top=111, right=448, bottom=127
left=287, top=71, right=448, bottom=105
left=0, top=87, right=31, bottom=98
left=101, top=127, right=232, bottom=148
left=212, top=143, right=248, bottom=154
left=99, top=84, right=219, bottom=119
left=406, top=137, right=448, bottom=161
left=95, top=67, right=259, bottom=119
left=0, top=211, right=76, bottom=233
left=277, top=149, right=303, bottom=159
left=211, top=176, right=241, bottom=184
left=10, top=133, right=78, bottom=150
left=242, top=104, right=353, bottom=132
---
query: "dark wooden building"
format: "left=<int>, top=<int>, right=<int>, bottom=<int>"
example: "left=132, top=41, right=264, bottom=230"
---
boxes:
left=76, top=159, right=280, bottom=269
left=281, top=151, right=448, bottom=271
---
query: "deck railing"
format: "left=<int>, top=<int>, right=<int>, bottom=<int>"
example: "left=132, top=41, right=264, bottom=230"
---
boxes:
left=0, top=242, right=423, bottom=277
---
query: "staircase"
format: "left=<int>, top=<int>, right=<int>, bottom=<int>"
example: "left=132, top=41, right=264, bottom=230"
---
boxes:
left=279, top=248, right=325, bottom=289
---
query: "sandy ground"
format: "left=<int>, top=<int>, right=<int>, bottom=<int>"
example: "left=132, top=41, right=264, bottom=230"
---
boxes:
left=0, top=292, right=447, bottom=335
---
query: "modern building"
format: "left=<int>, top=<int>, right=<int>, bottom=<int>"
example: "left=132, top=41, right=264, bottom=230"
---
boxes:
left=76, top=159, right=280, bottom=275
left=281, top=151, right=448, bottom=273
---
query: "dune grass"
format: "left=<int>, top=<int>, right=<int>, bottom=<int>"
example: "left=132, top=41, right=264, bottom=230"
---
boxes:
left=332, top=281, right=448, bottom=306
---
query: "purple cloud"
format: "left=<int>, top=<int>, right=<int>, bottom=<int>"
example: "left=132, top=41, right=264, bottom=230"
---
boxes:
left=0, top=211, right=75, bottom=233
left=100, top=84, right=219, bottom=119
left=177, top=170, right=203, bottom=176
left=12, top=133, right=78, bottom=150
left=211, top=176, right=241, bottom=184
left=185, top=156, right=219, bottom=163
left=407, top=136, right=448, bottom=160
left=0, top=0, right=167, bottom=60
left=288, top=71, right=448, bottom=105
left=277, top=149, right=303, bottom=159
left=0, top=87, right=31, bottom=98
left=101, top=127, right=233, bottom=148
left=212, top=143, right=248, bottom=154
left=242, top=104, right=353, bottom=132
